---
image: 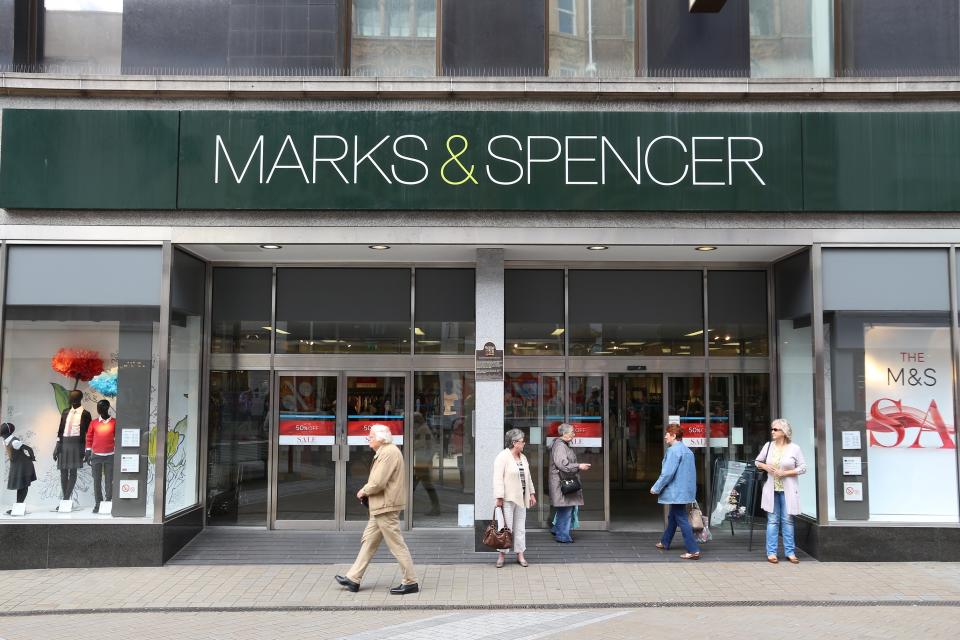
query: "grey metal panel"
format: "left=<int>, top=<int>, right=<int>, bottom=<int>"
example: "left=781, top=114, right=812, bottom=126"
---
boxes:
left=273, top=354, right=414, bottom=370
left=950, top=247, right=960, bottom=519
left=811, top=245, right=828, bottom=525
left=6, top=245, right=162, bottom=305
left=504, top=356, right=565, bottom=371
left=822, top=248, right=950, bottom=311
left=208, top=353, right=272, bottom=370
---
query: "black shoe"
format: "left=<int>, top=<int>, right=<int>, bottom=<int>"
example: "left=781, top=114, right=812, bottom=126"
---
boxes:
left=334, top=575, right=360, bottom=592
left=93, top=503, right=100, bottom=514
left=389, top=583, right=419, bottom=595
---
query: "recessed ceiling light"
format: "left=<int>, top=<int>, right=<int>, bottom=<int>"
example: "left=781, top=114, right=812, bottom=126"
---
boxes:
left=260, top=244, right=282, bottom=250
left=369, top=244, right=391, bottom=250
left=586, top=245, right=608, bottom=251
left=696, top=246, right=717, bottom=252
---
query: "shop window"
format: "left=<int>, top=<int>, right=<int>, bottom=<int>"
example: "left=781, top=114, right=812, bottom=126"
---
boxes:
left=707, top=271, right=769, bottom=357
left=42, top=0, right=123, bottom=73
left=822, top=249, right=957, bottom=523
left=275, top=268, right=410, bottom=354
left=505, top=270, right=564, bottom=356
left=211, top=268, right=272, bottom=354
left=165, top=250, right=205, bottom=517
left=206, top=370, right=270, bottom=526
left=839, top=0, right=959, bottom=77
left=549, top=0, right=636, bottom=78
left=412, top=371, right=475, bottom=526
left=774, top=250, right=816, bottom=518
left=0, top=245, right=161, bottom=520
left=568, top=270, right=703, bottom=356
left=750, top=0, right=833, bottom=78
left=414, top=269, right=475, bottom=354
left=351, top=0, right=436, bottom=76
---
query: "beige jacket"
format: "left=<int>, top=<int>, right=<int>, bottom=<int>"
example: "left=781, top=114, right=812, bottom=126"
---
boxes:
left=493, top=448, right=535, bottom=507
left=362, top=442, right=406, bottom=516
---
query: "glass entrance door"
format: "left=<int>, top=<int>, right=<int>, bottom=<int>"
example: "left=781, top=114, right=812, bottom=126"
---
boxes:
left=504, top=372, right=564, bottom=528
left=666, top=376, right=709, bottom=508
left=272, top=372, right=406, bottom=530
left=609, top=374, right=664, bottom=529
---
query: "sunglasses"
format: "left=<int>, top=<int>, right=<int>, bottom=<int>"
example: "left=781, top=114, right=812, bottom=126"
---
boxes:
left=771, top=427, right=782, bottom=432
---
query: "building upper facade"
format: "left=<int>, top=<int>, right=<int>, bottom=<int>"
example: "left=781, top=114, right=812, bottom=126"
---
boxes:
left=2, top=1, right=960, bottom=81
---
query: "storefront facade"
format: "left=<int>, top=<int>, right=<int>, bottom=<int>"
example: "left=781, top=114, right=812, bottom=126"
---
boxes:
left=1, top=1, right=960, bottom=568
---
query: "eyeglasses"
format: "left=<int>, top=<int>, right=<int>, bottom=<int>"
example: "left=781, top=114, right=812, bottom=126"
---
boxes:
left=771, top=427, right=782, bottom=432
left=513, top=439, right=525, bottom=444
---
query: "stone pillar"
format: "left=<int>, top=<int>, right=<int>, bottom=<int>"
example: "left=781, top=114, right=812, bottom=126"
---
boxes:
left=473, top=248, right=504, bottom=551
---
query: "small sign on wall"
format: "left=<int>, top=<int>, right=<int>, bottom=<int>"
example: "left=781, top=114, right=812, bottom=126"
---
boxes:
left=475, top=342, right=504, bottom=382
left=120, top=454, right=140, bottom=473
left=119, top=480, right=139, bottom=499
left=843, top=482, right=863, bottom=502
left=121, top=429, right=140, bottom=447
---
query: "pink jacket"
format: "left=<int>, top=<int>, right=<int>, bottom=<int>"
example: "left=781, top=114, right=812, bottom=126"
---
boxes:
left=756, top=442, right=807, bottom=516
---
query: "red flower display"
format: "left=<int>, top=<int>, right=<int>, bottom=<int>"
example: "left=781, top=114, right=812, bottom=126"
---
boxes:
left=51, top=348, right=105, bottom=390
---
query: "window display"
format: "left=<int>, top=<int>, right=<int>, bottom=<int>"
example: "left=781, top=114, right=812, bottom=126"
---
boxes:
left=0, top=245, right=162, bottom=521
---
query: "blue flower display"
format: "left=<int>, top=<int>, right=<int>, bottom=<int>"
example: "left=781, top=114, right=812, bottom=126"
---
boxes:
left=88, top=371, right=118, bottom=398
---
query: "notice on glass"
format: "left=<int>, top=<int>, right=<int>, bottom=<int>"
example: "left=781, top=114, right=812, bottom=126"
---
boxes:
left=120, top=454, right=140, bottom=473
left=731, top=427, right=744, bottom=445
left=841, top=430, right=861, bottom=450
left=121, top=429, right=140, bottom=448
left=668, top=415, right=681, bottom=426
left=458, top=504, right=474, bottom=528
left=843, top=482, right=863, bottom=502
left=842, top=456, right=862, bottom=476
left=119, top=479, right=139, bottom=499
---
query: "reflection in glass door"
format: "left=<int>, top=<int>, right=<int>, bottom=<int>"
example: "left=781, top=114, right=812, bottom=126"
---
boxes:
left=275, top=374, right=338, bottom=522
left=567, top=375, right=605, bottom=522
left=344, top=375, right=406, bottom=523
left=504, top=372, right=564, bottom=527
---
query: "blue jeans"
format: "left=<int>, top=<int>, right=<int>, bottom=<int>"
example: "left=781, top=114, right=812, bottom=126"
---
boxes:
left=661, top=504, right=700, bottom=553
left=553, top=506, right=575, bottom=543
left=766, top=491, right=796, bottom=557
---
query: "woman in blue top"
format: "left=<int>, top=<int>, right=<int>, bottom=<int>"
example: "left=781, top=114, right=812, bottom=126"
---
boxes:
left=650, top=424, right=700, bottom=560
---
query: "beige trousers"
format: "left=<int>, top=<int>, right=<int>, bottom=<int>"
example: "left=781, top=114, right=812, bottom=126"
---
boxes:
left=499, top=501, right=527, bottom=553
left=346, top=510, right=417, bottom=585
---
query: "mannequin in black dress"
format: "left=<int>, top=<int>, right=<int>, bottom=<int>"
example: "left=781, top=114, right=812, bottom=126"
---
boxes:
left=1, top=422, right=36, bottom=514
left=53, top=390, right=91, bottom=504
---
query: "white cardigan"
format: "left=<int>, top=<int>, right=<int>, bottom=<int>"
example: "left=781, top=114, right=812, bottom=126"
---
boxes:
left=493, top=448, right=535, bottom=507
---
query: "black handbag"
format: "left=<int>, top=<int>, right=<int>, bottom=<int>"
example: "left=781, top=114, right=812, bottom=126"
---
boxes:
left=559, top=475, right=581, bottom=495
left=756, top=441, right=771, bottom=484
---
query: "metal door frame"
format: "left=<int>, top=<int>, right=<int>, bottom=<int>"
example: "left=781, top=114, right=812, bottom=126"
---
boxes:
left=270, top=369, right=410, bottom=531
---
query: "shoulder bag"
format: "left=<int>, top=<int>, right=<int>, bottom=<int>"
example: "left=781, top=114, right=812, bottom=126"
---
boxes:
left=756, top=441, right=771, bottom=484
left=556, top=440, right=582, bottom=495
left=481, top=506, right=513, bottom=550
left=687, top=500, right=705, bottom=532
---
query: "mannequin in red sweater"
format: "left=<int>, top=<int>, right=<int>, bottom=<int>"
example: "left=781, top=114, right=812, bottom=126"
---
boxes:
left=84, top=400, right=116, bottom=513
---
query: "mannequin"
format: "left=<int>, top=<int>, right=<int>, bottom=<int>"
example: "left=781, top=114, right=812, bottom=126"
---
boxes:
left=53, top=390, right=91, bottom=508
left=1, top=423, right=36, bottom=515
left=84, top=399, right=116, bottom=513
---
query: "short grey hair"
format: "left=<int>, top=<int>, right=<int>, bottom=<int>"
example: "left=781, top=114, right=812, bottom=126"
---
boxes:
left=369, top=423, right=393, bottom=444
left=557, top=423, right=575, bottom=437
left=771, top=418, right=793, bottom=442
left=504, top=428, right=525, bottom=448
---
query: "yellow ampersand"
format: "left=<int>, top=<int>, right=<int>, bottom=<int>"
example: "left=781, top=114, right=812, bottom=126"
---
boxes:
left=441, top=134, right=479, bottom=185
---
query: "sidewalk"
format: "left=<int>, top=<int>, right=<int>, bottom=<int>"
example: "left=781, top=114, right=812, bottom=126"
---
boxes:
left=1, top=561, right=957, bottom=614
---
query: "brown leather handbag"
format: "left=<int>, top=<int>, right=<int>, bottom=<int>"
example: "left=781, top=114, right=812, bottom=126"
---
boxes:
left=482, top=506, right=513, bottom=550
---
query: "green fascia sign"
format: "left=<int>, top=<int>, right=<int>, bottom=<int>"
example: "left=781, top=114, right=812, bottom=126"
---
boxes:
left=2, top=109, right=960, bottom=212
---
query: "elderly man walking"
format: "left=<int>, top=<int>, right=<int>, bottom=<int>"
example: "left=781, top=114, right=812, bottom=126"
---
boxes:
left=335, top=423, right=419, bottom=595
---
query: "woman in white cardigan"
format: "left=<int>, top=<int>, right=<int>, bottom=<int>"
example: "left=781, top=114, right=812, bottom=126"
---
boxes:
left=493, top=428, right=537, bottom=568
left=755, top=418, right=807, bottom=564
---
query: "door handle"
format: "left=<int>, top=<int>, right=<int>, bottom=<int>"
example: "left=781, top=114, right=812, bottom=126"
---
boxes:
left=331, top=445, right=340, bottom=462
left=342, top=443, right=350, bottom=462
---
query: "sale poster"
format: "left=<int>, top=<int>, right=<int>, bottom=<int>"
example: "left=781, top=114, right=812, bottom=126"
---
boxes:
left=863, top=325, right=958, bottom=520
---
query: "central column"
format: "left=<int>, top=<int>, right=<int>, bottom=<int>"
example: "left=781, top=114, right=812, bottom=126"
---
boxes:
left=473, top=248, right=504, bottom=550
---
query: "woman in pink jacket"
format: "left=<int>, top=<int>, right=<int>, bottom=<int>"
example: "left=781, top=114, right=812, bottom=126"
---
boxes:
left=755, top=418, right=807, bottom=564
